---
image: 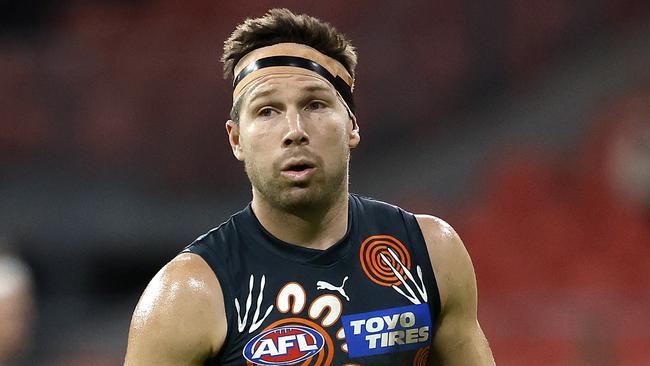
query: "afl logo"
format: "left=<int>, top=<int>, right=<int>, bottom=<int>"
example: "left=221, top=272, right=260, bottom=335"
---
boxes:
left=243, top=325, right=325, bottom=365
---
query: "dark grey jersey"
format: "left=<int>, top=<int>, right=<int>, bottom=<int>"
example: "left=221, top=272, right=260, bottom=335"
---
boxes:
left=184, top=194, right=441, bottom=366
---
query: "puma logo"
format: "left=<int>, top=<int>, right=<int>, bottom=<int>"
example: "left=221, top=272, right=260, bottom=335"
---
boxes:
left=317, top=276, right=350, bottom=301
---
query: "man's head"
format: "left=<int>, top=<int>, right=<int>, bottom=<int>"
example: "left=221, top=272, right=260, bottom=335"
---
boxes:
left=222, top=9, right=360, bottom=212
left=222, top=8, right=358, bottom=123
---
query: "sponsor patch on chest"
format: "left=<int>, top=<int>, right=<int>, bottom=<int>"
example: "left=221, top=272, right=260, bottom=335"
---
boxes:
left=341, top=303, right=432, bottom=358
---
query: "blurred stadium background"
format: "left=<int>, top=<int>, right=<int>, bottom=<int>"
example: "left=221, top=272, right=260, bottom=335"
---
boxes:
left=1, top=0, right=649, bottom=365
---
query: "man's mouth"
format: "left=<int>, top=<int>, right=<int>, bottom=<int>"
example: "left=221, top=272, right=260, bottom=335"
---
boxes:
left=284, top=163, right=313, bottom=172
left=281, top=161, right=316, bottom=180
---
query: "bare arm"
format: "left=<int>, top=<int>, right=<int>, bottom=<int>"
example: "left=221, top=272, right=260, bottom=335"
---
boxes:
left=416, top=215, right=495, bottom=366
left=124, top=253, right=227, bottom=366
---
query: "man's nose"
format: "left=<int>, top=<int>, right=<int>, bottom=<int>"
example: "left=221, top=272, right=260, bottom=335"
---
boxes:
left=282, top=109, right=310, bottom=147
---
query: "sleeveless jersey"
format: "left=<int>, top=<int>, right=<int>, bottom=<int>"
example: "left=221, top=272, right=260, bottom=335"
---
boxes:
left=183, top=194, right=441, bottom=366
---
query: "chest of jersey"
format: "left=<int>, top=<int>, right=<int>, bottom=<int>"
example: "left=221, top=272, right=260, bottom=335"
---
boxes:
left=230, top=251, right=432, bottom=365
left=187, top=195, right=440, bottom=365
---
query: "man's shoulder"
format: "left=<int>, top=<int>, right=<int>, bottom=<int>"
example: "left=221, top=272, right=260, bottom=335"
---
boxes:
left=181, top=207, right=252, bottom=306
left=165, top=252, right=218, bottom=280
left=413, top=214, right=476, bottom=313
left=413, top=214, right=466, bottom=265
left=139, top=253, right=222, bottom=312
left=414, top=215, right=459, bottom=244
left=350, top=194, right=455, bottom=238
left=136, top=252, right=225, bottom=330
left=125, top=253, right=226, bottom=362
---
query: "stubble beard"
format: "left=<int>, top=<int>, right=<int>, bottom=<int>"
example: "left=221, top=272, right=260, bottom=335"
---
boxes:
left=245, top=152, right=350, bottom=214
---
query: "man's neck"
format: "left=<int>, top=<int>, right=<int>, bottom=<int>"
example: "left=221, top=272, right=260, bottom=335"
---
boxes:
left=251, top=190, right=349, bottom=250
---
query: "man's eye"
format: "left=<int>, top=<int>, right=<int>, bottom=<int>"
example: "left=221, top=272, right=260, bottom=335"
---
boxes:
left=258, top=107, right=275, bottom=117
left=306, top=101, right=325, bottom=111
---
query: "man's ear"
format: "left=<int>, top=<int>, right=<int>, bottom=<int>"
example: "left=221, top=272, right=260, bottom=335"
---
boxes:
left=348, top=117, right=360, bottom=149
left=225, top=120, right=244, bottom=161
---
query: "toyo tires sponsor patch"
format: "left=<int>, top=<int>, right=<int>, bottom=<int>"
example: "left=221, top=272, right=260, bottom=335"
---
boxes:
left=342, top=303, right=432, bottom=358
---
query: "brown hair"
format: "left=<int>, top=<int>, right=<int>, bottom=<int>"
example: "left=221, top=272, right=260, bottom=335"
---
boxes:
left=222, top=8, right=357, bottom=82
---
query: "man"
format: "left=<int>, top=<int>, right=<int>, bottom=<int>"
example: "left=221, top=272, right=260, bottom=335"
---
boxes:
left=125, top=8, right=494, bottom=366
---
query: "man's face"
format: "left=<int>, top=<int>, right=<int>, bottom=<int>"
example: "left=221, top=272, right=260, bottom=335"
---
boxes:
left=226, top=74, right=360, bottom=211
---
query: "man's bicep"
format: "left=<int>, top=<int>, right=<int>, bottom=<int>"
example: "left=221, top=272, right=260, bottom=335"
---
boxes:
left=125, top=303, right=206, bottom=366
left=428, top=237, right=493, bottom=365
left=124, top=254, right=225, bottom=366
left=429, top=307, right=494, bottom=365
left=415, top=215, right=494, bottom=365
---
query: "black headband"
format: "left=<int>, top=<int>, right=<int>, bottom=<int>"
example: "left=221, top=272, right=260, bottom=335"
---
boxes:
left=233, top=55, right=355, bottom=113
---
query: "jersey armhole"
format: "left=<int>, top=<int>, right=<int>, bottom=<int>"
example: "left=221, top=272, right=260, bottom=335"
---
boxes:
left=401, top=211, right=443, bottom=323
left=182, top=243, right=236, bottom=360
